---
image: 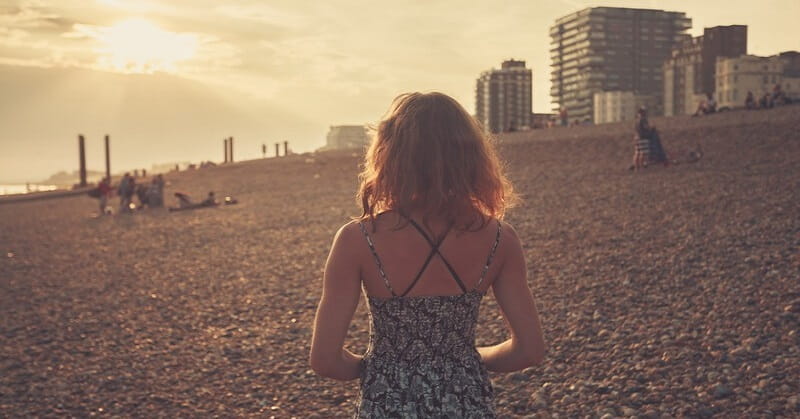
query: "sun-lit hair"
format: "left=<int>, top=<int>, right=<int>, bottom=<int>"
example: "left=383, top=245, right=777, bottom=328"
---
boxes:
left=357, top=92, right=516, bottom=230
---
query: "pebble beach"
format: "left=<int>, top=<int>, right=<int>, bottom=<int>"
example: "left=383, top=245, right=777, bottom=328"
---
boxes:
left=1, top=106, right=799, bottom=418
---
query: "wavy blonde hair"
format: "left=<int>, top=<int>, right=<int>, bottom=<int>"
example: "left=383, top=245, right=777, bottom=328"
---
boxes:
left=357, top=92, right=516, bottom=230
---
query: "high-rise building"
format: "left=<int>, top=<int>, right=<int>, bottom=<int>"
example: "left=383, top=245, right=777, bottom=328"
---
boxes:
left=475, top=60, right=532, bottom=133
left=550, top=7, right=691, bottom=123
left=663, top=25, right=747, bottom=116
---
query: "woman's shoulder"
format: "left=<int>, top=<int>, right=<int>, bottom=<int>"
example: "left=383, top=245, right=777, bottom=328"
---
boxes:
left=335, top=219, right=365, bottom=240
left=490, top=219, right=523, bottom=260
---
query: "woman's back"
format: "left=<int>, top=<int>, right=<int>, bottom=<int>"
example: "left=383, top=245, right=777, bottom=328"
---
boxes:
left=355, top=212, right=501, bottom=417
left=358, top=212, right=502, bottom=298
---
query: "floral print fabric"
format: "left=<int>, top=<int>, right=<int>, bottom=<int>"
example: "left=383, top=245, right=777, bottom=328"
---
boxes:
left=354, top=291, right=495, bottom=418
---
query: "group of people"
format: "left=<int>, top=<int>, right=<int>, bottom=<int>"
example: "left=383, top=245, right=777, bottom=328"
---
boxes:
left=91, top=173, right=165, bottom=215
left=745, top=84, right=792, bottom=110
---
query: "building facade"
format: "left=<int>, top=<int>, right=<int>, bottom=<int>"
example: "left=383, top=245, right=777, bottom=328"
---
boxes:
left=550, top=7, right=691, bottom=123
left=663, top=25, right=747, bottom=116
left=716, top=51, right=800, bottom=109
left=475, top=59, right=532, bottom=133
left=320, top=125, right=370, bottom=151
left=593, top=91, right=658, bottom=124
left=593, top=91, right=636, bottom=124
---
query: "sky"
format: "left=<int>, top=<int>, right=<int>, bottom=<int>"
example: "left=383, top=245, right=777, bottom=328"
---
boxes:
left=1, top=0, right=798, bottom=183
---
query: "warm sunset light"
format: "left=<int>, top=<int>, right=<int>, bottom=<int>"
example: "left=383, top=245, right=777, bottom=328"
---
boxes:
left=96, top=18, right=197, bottom=73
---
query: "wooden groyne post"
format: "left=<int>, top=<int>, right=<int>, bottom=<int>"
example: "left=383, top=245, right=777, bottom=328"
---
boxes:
left=78, top=135, right=87, bottom=187
left=104, top=135, right=110, bottom=181
left=229, top=137, right=234, bottom=163
left=275, top=143, right=279, bottom=157
left=283, top=141, right=288, bottom=156
left=224, top=138, right=229, bottom=163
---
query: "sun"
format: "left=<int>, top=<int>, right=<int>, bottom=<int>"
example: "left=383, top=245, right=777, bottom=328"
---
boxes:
left=96, top=18, right=197, bottom=73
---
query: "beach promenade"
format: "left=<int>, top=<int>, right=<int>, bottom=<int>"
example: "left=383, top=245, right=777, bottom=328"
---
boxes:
left=1, top=106, right=798, bottom=417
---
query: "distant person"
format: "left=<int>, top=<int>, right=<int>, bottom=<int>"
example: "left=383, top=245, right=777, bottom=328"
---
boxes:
left=759, top=92, right=772, bottom=109
left=97, top=177, right=112, bottom=215
left=146, top=175, right=165, bottom=208
left=745, top=91, right=756, bottom=110
left=173, top=192, right=193, bottom=208
left=630, top=107, right=667, bottom=169
left=135, top=183, right=149, bottom=208
left=693, top=99, right=707, bottom=116
left=705, top=93, right=717, bottom=114
left=126, top=176, right=136, bottom=210
left=168, top=191, right=224, bottom=212
left=118, top=173, right=132, bottom=212
left=559, top=107, right=568, bottom=127
left=309, top=92, right=545, bottom=417
left=772, top=84, right=783, bottom=103
left=771, top=83, right=790, bottom=105
left=632, top=108, right=652, bottom=170
left=199, top=191, right=218, bottom=207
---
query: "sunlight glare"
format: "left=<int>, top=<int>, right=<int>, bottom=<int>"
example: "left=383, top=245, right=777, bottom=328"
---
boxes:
left=97, top=18, right=197, bottom=73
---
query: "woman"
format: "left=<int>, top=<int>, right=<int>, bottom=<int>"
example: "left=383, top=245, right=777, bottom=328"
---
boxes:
left=310, top=92, right=545, bottom=417
left=632, top=107, right=652, bottom=170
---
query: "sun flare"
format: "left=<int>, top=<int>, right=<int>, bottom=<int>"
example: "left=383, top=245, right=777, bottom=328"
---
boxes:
left=97, top=18, right=197, bottom=73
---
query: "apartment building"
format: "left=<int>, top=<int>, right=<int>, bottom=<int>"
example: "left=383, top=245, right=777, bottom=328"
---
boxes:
left=550, top=7, right=691, bottom=123
left=475, top=60, right=533, bottom=133
left=663, top=25, right=747, bottom=116
left=716, top=51, right=800, bottom=109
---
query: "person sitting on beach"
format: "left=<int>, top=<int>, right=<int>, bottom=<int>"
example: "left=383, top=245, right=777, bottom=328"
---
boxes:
left=309, top=92, right=545, bottom=417
left=759, top=92, right=772, bottom=109
left=705, top=94, right=717, bottom=114
left=745, top=91, right=756, bottom=110
left=693, top=99, right=707, bottom=116
left=632, top=107, right=652, bottom=170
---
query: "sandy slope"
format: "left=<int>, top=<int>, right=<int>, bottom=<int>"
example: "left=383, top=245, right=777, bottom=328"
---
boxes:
left=1, top=106, right=798, bottom=417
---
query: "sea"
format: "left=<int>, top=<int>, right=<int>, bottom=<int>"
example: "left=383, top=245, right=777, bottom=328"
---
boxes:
left=0, top=184, right=60, bottom=196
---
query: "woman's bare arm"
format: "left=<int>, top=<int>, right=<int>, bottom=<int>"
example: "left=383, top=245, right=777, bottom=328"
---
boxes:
left=477, top=224, right=546, bottom=372
left=309, top=222, right=364, bottom=380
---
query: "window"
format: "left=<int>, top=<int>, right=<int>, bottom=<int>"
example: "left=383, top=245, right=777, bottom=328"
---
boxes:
left=763, top=75, right=769, bottom=84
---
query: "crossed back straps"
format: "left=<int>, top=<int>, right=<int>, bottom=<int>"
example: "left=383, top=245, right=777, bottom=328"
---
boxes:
left=358, top=217, right=502, bottom=297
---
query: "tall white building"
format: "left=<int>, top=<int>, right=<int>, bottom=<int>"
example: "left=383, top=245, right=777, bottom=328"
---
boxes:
left=475, top=60, right=532, bottom=133
left=716, top=51, right=800, bottom=108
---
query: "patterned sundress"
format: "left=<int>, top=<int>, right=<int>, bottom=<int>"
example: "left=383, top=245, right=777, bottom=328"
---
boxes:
left=354, top=218, right=502, bottom=418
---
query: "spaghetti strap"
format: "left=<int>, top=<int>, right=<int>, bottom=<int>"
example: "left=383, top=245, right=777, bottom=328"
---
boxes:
left=358, top=222, right=397, bottom=296
left=474, top=220, right=502, bottom=290
left=405, top=218, right=467, bottom=293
